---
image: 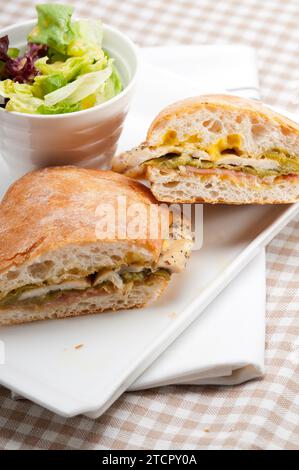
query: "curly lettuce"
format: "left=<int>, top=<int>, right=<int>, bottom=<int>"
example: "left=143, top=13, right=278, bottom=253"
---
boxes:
left=27, top=4, right=74, bottom=56
left=0, top=35, right=47, bottom=83
left=37, top=101, right=81, bottom=114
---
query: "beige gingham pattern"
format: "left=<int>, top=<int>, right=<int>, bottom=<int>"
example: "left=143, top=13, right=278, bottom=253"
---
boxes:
left=0, top=0, right=298, bottom=450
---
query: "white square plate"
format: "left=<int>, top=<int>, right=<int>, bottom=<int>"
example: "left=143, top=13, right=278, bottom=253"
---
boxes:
left=0, top=62, right=298, bottom=418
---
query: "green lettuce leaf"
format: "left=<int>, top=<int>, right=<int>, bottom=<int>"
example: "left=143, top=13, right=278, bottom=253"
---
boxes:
left=31, top=73, right=67, bottom=98
left=103, top=65, right=122, bottom=100
left=0, top=79, right=33, bottom=98
left=35, top=56, right=96, bottom=82
left=67, top=19, right=104, bottom=60
left=5, top=94, right=43, bottom=113
left=78, top=55, right=108, bottom=75
left=44, top=68, right=112, bottom=106
left=7, top=47, right=19, bottom=58
left=28, top=3, right=74, bottom=55
left=46, top=48, right=69, bottom=63
left=28, top=5, right=104, bottom=61
left=0, top=79, right=42, bottom=113
left=95, top=65, right=123, bottom=104
left=37, top=100, right=81, bottom=114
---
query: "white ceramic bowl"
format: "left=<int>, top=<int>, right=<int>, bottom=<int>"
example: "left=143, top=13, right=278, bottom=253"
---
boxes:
left=0, top=20, right=138, bottom=175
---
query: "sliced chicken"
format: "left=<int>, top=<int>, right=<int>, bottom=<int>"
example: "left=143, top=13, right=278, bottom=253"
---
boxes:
left=19, top=278, right=91, bottom=301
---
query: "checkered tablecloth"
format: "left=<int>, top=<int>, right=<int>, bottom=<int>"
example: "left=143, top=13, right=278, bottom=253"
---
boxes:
left=0, top=0, right=298, bottom=450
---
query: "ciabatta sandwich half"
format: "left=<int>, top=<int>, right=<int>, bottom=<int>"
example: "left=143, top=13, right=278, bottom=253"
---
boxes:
left=0, top=167, right=192, bottom=325
left=113, top=95, right=299, bottom=204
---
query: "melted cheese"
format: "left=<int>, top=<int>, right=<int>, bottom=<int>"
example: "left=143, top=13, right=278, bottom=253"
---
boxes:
left=206, top=134, right=242, bottom=160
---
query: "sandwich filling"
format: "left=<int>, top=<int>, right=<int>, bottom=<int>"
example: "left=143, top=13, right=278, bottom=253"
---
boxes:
left=0, top=235, right=192, bottom=309
left=141, top=133, right=299, bottom=180
left=0, top=266, right=171, bottom=308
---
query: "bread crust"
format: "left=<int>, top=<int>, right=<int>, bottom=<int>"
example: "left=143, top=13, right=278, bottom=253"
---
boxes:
left=147, top=94, right=299, bottom=141
left=0, top=167, right=165, bottom=275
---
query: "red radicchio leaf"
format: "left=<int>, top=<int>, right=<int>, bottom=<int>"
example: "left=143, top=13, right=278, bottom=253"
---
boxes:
left=0, top=35, right=47, bottom=83
left=0, top=35, right=9, bottom=60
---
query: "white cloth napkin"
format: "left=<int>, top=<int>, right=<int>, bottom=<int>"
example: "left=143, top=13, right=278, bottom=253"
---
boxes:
left=132, top=250, right=265, bottom=389
left=130, top=45, right=265, bottom=388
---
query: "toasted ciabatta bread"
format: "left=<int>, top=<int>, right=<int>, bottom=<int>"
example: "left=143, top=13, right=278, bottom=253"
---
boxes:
left=112, top=95, right=299, bottom=204
left=0, top=167, right=192, bottom=325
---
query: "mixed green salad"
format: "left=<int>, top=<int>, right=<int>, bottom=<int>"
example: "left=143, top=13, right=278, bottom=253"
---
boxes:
left=0, top=3, right=123, bottom=114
